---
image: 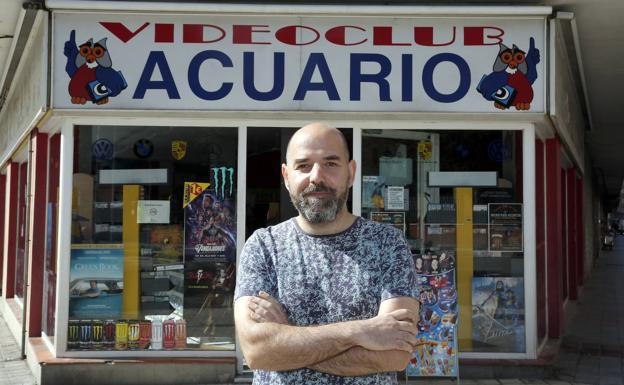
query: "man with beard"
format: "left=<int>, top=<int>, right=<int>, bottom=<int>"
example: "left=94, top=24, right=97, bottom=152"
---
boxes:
left=234, top=123, right=420, bottom=385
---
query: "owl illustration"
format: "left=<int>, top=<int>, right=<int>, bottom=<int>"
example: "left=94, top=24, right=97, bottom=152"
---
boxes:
left=476, top=37, right=540, bottom=111
left=63, top=30, right=127, bottom=105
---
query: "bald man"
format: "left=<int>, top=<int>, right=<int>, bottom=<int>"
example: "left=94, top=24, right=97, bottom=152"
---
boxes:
left=234, top=123, right=420, bottom=385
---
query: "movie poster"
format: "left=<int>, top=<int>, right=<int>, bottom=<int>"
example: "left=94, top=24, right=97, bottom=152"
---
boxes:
left=183, top=182, right=236, bottom=263
left=69, top=245, right=124, bottom=319
left=183, top=182, right=236, bottom=345
left=472, top=277, right=525, bottom=352
left=407, top=251, right=458, bottom=377
left=488, top=203, right=523, bottom=252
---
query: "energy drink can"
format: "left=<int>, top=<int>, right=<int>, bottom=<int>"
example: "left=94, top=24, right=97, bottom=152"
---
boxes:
left=67, top=320, right=80, bottom=350
left=115, top=320, right=128, bottom=350
left=79, top=320, right=92, bottom=350
left=163, top=319, right=175, bottom=350
left=150, top=320, right=163, bottom=350
left=92, top=320, right=104, bottom=349
left=128, top=320, right=140, bottom=350
left=139, top=320, right=152, bottom=349
left=103, top=320, right=115, bottom=349
left=174, top=319, right=186, bottom=349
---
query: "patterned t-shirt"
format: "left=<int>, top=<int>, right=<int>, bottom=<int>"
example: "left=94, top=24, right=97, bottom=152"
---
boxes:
left=234, top=217, right=418, bottom=385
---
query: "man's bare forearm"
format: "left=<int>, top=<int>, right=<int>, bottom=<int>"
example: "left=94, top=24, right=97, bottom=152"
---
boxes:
left=308, top=347, right=412, bottom=376
left=239, top=320, right=364, bottom=371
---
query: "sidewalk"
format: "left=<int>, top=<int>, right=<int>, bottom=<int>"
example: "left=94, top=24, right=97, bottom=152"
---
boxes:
left=551, top=234, right=624, bottom=385
left=0, top=312, right=36, bottom=385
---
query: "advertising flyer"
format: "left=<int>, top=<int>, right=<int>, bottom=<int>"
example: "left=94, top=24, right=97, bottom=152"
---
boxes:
left=362, top=175, right=385, bottom=209
left=370, top=211, right=405, bottom=234
left=488, top=203, right=523, bottom=252
left=407, top=251, right=458, bottom=377
left=472, top=277, right=525, bottom=352
left=69, top=245, right=124, bottom=319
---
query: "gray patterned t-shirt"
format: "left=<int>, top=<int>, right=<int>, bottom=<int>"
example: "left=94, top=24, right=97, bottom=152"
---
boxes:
left=235, top=217, right=418, bottom=385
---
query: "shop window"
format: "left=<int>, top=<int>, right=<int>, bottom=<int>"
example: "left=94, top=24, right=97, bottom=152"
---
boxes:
left=43, top=134, right=61, bottom=339
left=14, top=161, right=28, bottom=300
left=69, top=125, right=237, bottom=351
left=362, top=129, right=525, bottom=354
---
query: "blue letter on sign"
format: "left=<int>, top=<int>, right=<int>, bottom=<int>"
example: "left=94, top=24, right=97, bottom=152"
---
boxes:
left=243, top=52, right=285, bottom=101
left=350, top=53, right=392, bottom=101
left=134, top=51, right=180, bottom=99
left=188, top=50, right=233, bottom=100
left=294, top=53, right=340, bottom=101
left=422, top=53, right=470, bottom=103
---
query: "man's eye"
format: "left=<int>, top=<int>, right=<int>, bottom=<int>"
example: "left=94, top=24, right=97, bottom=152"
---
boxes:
left=326, top=162, right=338, bottom=167
left=296, top=164, right=310, bottom=170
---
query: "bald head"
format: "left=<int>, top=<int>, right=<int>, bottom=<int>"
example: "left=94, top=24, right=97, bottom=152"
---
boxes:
left=285, top=123, right=350, bottom=165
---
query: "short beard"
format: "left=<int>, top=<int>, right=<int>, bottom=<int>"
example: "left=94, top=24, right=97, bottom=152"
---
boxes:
left=289, top=183, right=348, bottom=224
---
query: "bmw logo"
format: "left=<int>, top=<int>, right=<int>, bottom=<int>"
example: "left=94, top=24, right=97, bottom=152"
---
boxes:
left=92, top=138, right=114, bottom=161
left=133, top=138, right=154, bottom=159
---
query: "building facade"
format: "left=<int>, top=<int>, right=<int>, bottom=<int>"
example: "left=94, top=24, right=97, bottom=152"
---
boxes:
left=0, top=2, right=596, bottom=384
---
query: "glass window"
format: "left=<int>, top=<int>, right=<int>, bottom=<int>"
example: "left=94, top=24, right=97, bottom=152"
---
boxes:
left=362, top=129, right=525, bottom=354
left=43, top=134, right=61, bottom=339
left=69, top=125, right=237, bottom=351
left=15, top=160, right=28, bottom=300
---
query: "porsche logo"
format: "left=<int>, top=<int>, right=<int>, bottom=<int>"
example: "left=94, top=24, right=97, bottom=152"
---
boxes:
left=171, top=140, right=187, bottom=160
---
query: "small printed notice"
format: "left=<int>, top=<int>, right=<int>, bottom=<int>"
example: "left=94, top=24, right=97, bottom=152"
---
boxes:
left=137, top=200, right=170, bottom=224
left=386, top=186, right=405, bottom=210
left=488, top=203, right=523, bottom=252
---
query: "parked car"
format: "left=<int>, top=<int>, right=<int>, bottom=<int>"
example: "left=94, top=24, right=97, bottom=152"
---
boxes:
left=603, top=231, right=615, bottom=250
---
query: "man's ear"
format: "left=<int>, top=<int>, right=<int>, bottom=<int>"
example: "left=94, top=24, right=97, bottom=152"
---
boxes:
left=348, top=159, right=357, bottom=187
left=281, top=163, right=290, bottom=191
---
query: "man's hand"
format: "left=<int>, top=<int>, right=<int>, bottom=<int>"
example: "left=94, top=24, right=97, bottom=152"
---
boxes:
left=355, top=309, right=419, bottom=352
left=248, top=291, right=289, bottom=324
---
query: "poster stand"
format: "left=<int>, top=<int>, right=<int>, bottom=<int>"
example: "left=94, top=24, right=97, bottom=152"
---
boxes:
left=405, top=250, right=460, bottom=383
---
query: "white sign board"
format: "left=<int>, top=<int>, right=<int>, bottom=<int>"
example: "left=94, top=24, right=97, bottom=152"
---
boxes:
left=52, top=12, right=545, bottom=112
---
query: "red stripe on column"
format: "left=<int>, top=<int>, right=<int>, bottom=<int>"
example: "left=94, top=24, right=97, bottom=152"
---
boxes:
left=545, top=138, right=564, bottom=338
left=2, top=162, right=19, bottom=298
left=26, top=132, right=48, bottom=337
left=535, top=140, right=546, bottom=340
left=576, top=177, right=584, bottom=286
left=0, top=175, right=5, bottom=287
left=566, top=168, right=578, bottom=300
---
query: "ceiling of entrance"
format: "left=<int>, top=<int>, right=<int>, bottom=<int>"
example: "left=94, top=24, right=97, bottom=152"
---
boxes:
left=1, top=0, right=623, bottom=208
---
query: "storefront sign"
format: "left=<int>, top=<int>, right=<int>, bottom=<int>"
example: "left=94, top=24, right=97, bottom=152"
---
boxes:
left=52, top=13, right=545, bottom=112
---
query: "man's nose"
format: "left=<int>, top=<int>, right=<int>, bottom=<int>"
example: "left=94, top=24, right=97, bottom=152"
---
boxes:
left=309, top=163, right=325, bottom=184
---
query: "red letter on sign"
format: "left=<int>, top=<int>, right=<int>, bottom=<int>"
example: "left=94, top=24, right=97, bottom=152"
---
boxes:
left=232, top=25, right=271, bottom=44
left=325, top=25, right=367, bottom=46
left=100, top=22, right=150, bottom=43
left=155, top=24, right=174, bottom=43
left=373, top=26, right=410, bottom=46
left=414, top=26, right=456, bottom=46
left=276, top=25, right=320, bottom=46
left=464, top=26, right=504, bottom=46
left=183, top=24, right=226, bottom=43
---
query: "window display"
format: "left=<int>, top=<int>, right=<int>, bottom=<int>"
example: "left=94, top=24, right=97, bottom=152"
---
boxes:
left=362, top=129, right=525, bottom=353
left=69, top=125, right=237, bottom=351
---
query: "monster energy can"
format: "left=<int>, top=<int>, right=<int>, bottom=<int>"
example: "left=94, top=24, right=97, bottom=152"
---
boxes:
left=150, top=320, right=163, bottom=350
left=115, top=320, right=128, bottom=350
left=128, top=320, right=140, bottom=350
left=67, top=320, right=80, bottom=350
left=103, top=320, right=115, bottom=349
left=79, top=320, right=93, bottom=350
left=174, top=319, right=187, bottom=349
left=92, top=320, right=104, bottom=349
left=139, top=320, right=152, bottom=349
